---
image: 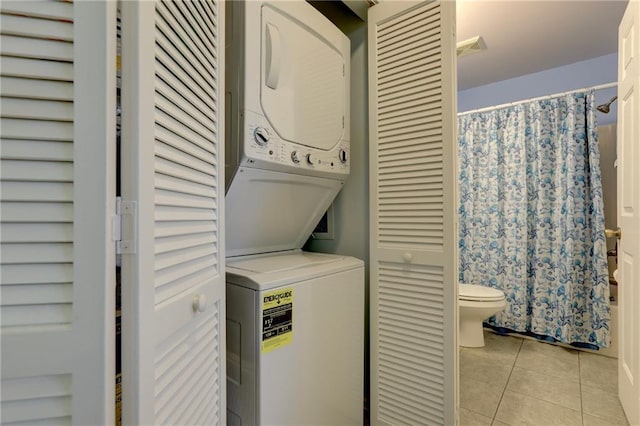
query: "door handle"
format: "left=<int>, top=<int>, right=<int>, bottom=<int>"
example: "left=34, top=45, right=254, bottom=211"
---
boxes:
left=192, top=294, right=208, bottom=313
left=265, top=23, right=281, bottom=89
left=605, top=227, right=622, bottom=240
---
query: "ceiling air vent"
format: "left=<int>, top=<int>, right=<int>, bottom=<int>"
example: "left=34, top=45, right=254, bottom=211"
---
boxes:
left=457, top=36, right=486, bottom=58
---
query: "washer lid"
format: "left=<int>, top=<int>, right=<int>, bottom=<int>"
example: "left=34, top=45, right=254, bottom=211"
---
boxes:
left=226, top=250, right=363, bottom=291
left=229, top=250, right=338, bottom=274
left=225, top=167, right=343, bottom=257
left=459, top=284, right=505, bottom=301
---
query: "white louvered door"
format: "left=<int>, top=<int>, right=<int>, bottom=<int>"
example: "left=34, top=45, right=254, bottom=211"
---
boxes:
left=119, top=1, right=225, bottom=424
left=1, top=1, right=116, bottom=425
left=368, top=1, right=457, bottom=425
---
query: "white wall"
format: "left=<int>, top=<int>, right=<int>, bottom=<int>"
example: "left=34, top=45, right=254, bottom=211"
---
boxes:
left=458, top=53, right=619, bottom=125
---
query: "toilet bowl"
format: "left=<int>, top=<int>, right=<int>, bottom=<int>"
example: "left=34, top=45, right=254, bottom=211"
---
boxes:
left=459, top=284, right=506, bottom=348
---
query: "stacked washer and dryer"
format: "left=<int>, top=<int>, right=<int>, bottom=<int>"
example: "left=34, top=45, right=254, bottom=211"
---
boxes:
left=224, top=1, right=364, bottom=425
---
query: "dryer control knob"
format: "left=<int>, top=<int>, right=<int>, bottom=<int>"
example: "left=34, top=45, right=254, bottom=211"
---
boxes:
left=338, top=149, right=348, bottom=163
left=291, top=151, right=300, bottom=164
left=306, top=153, right=314, bottom=165
left=253, top=127, right=270, bottom=146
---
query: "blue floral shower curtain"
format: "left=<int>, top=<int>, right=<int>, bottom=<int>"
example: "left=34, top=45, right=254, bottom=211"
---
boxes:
left=458, top=90, right=611, bottom=348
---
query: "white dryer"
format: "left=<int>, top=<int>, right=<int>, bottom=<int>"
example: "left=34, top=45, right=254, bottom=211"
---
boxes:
left=225, top=0, right=351, bottom=257
left=226, top=250, right=364, bottom=426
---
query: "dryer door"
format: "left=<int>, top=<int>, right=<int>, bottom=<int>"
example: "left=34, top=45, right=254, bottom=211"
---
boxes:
left=260, top=4, right=348, bottom=151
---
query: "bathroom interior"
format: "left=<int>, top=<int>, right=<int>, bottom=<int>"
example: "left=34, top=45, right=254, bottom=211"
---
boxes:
left=453, top=2, right=630, bottom=424
left=306, top=1, right=632, bottom=425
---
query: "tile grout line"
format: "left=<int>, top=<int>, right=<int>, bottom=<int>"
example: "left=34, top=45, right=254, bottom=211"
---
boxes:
left=579, top=352, right=584, bottom=426
left=507, top=363, right=582, bottom=384
left=490, top=335, right=525, bottom=425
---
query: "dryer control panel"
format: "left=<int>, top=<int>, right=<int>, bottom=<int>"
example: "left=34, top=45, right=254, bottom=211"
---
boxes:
left=241, top=109, right=350, bottom=179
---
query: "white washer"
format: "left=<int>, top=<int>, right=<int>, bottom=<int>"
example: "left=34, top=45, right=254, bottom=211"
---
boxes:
left=226, top=250, right=364, bottom=426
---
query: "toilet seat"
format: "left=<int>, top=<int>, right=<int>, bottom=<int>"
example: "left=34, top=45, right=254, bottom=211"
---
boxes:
left=459, top=284, right=505, bottom=302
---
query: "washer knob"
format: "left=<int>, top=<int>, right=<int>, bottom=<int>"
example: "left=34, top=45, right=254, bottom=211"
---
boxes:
left=306, top=153, right=314, bottom=165
left=291, top=151, right=300, bottom=164
left=338, top=149, right=348, bottom=163
left=253, top=127, right=269, bottom=146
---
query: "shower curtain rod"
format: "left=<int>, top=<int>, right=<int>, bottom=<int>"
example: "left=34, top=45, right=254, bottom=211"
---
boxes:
left=458, top=82, right=617, bottom=116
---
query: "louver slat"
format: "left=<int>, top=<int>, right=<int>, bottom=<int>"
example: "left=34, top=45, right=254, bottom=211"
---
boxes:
left=155, top=2, right=215, bottom=83
left=378, top=40, right=440, bottom=75
left=0, top=119, right=72, bottom=141
left=377, top=12, right=440, bottom=47
left=155, top=221, right=217, bottom=238
left=0, top=14, right=73, bottom=41
left=378, top=27, right=440, bottom=65
left=378, top=144, right=441, bottom=159
left=155, top=126, right=216, bottom=164
left=378, top=103, right=441, bottom=126
left=0, top=98, right=73, bottom=122
left=379, top=155, right=443, bottom=170
left=0, top=35, right=72, bottom=62
left=0, top=77, right=73, bottom=101
left=154, top=261, right=217, bottom=306
left=378, top=78, right=441, bottom=104
left=0, top=57, right=72, bottom=81
left=155, top=110, right=215, bottom=155
left=155, top=38, right=216, bottom=107
left=0, top=2, right=72, bottom=21
left=1, top=139, right=72, bottom=168
left=379, top=93, right=441, bottom=116
left=377, top=3, right=438, bottom=39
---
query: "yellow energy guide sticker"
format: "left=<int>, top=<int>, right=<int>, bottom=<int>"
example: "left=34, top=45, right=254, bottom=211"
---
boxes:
left=262, top=288, right=293, bottom=353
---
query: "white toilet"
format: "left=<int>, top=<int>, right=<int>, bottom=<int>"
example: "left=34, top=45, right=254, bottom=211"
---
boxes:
left=459, top=284, right=507, bottom=347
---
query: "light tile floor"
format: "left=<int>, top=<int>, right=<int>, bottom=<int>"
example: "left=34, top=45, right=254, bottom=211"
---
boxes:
left=460, top=331, right=631, bottom=426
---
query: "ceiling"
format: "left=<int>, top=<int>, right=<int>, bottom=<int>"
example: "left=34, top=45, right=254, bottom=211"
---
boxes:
left=456, top=0, right=629, bottom=91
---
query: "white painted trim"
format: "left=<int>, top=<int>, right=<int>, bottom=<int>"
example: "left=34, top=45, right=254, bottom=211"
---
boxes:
left=120, top=1, right=157, bottom=424
left=216, top=2, right=228, bottom=421
left=72, top=1, right=117, bottom=423
left=440, top=3, right=459, bottom=424
left=617, top=1, right=640, bottom=424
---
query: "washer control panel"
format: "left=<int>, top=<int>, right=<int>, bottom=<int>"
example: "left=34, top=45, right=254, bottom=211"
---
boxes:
left=242, top=110, right=350, bottom=177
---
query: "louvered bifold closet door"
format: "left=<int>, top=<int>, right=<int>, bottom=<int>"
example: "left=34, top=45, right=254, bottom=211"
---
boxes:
left=1, top=1, right=116, bottom=425
left=120, top=1, right=225, bottom=424
left=368, top=2, right=457, bottom=425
